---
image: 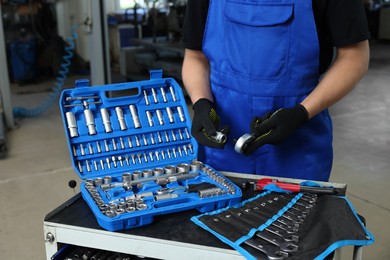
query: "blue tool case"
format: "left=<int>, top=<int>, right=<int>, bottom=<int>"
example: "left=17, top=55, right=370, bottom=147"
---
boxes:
left=59, top=70, right=242, bottom=231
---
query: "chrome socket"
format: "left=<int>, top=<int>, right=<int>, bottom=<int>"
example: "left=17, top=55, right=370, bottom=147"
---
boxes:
left=164, top=165, right=176, bottom=175
left=211, top=131, right=227, bottom=144
left=142, top=169, right=153, bottom=178
left=190, top=161, right=204, bottom=171
left=65, top=112, right=78, bottom=137
left=153, top=167, right=164, bottom=176
left=100, top=108, right=112, bottom=133
left=132, top=171, right=142, bottom=180
left=103, top=176, right=112, bottom=184
left=93, top=178, right=103, bottom=187
left=105, top=210, right=116, bottom=218
left=177, top=163, right=189, bottom=174
left=84, top=109, right=97, bottom=135
left=129, top=105, right=141, bottom=128
left=115, top=107, right=127, bottom=131
left=122, top=173, right=132, bottom=183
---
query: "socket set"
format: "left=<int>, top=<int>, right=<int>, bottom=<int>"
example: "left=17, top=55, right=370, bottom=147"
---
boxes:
left=59, top=70, right=242, bottom=231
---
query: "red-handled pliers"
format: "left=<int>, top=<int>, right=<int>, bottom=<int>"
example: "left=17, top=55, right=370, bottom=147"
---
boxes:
left=254, top=178, right=338, bottom=195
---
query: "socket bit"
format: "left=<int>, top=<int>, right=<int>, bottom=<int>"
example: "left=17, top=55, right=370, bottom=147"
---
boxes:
left=166, top=107, right=174, bottom=123
left=78, top=161, right=83, bottom=173
left=111, top=139, right=117, bottom=150
left=106, top=158, right=111, bottom=169
left=96, top=141, right=102, bottom=153
left=65, top=112, right=78, bottom=137
left=115, top=107, right=127, bottom=131
left=135, top=135, right=141, bottom=147
left=146, top=111, right=154, bottom=127
left=188, top=144, right=194, bottom=154
left=80, top=144, right=85, bottom=155
left=118, top=156, right=124, bottom=166
left=185, top=128, right=191, bottom=139
left=142, top=134, right=148, bottom=146
left=178, top=129, right=184, bottom=140
left=72, top=145, right=77, bottom=156
left=93, top=160, right=98, bottom=171
left=100, top=108, right=112, bottom=132
left=129, top=105, right=141, bottom=128
left=160, top=87, right=168, bottom=102
left=183, top=145, right=188, bottom=155
left=150, top=133, right=155, bottom=144
left=88, top=143, right=94, bottom=154
left=127, top=137, right=133, bottom=148
left=171, top=130, right=177, bottom=141
left=143, top=90, right=150, bottom=105
left=151, top=88, right=158, bottom=103
left=104, top=140, right=110, bottom=152
left=177, top=106, right=185, bottom=122
left=157, top=132, right=163, bottom=143
left=156, top=109, right=164, bottom=125
left=112, top=156, right=117, bottom=167
left=120, top=137, right=125, bottom=149
left=169, top=86, right=177, bottom=101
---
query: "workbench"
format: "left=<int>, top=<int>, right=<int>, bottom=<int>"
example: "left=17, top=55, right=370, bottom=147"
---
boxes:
left=43, top=172, right=353, bottom=260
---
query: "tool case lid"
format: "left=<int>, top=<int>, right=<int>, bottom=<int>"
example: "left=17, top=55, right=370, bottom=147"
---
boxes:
left=59, top=70, right=198, bottom=180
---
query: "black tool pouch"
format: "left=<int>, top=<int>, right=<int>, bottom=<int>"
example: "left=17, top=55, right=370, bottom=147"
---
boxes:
left=191, top=191, right=374, bottom=260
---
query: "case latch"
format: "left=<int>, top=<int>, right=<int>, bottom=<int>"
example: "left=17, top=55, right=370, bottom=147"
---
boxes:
left=75, top=79, right=90, bottom=88
left=149, top=69, right=163, bottom=80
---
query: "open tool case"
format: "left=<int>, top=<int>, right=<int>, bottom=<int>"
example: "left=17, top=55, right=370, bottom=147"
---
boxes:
left=59, top=70, right=242, bottom=231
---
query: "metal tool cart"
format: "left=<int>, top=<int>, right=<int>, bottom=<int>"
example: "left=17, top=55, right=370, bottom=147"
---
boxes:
left=43, top=172, right=367, bottom=260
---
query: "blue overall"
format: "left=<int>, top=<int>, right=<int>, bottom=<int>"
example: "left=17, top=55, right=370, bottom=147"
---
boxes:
left=199, top=0, right=333, bottom=181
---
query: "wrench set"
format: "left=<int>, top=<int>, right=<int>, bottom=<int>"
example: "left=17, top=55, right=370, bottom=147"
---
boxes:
left=193, top=192, right=319, bottom=260
left=59, top=70, right=242, bottom=231
left=193, top=190, right=375, bottom=260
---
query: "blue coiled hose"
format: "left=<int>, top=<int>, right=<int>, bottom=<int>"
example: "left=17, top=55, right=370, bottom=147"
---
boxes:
left=13, top=24, right=80, bottom=118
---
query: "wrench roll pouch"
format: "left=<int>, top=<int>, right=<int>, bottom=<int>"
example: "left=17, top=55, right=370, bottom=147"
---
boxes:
left=192, top=191, right=374, bottom=260
left=59, top=70, right=242, bottom=231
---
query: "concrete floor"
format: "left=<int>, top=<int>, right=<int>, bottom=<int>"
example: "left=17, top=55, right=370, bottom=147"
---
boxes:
left=1, top=42, right=389, bottom=259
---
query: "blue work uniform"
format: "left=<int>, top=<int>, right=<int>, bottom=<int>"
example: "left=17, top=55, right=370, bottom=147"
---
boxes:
left=199, top=0, right=333, bottom=181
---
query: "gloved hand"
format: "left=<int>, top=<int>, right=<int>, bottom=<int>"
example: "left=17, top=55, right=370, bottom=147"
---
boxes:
left=244, top=104, right=309, bottom=154
left=191, top=98, right=229, bottom=149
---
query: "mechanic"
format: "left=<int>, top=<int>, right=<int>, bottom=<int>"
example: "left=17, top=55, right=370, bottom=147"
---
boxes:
left=181, top=0, right=370, bottom=181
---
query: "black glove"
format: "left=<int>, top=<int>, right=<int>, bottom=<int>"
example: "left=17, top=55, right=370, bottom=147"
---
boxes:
left=191, top=98, right=229, bottom=149
left=244, top=104, right=309, bottom=155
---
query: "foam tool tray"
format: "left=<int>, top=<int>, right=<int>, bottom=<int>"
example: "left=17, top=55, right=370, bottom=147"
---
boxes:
left=59, top=70, right=242, bottom=231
